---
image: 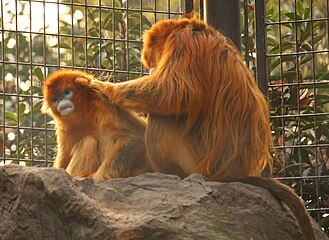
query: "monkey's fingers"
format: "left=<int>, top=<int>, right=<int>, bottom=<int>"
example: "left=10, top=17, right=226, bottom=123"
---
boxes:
left=89, top=80, right=114, bottom=92
left=75, top=77, right=91, bottom=86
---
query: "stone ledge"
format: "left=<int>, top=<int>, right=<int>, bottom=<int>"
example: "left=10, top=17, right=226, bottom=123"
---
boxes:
left=0, top=165, right=327, bottom=240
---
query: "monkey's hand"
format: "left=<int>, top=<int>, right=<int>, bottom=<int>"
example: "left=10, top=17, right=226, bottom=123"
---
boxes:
left=89, top=80, right=115, bottom=95
left=75, top=78, right=114, bottom=95
left=75, top=77, right=90, bottom=86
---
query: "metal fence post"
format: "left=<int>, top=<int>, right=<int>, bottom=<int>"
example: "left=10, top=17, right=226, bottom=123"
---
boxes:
left=203, top=0, right=241, bottom=51
left=254, top=0, right=268, bottom=96
left=181, top=0, right=193, bottom=13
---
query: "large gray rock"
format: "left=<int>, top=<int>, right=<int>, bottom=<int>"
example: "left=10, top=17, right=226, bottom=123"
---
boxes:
left=0, top=165, right=327, bottom=240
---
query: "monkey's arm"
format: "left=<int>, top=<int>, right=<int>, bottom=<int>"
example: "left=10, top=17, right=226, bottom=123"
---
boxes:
left=92, top=140, right=125, bottom=180
left=53, top=149, right=71, bottom=169
left=66, top=136, right=101, bottom=177
left=53, top=133, right=72, bottom=169
left=89, top=75, right=190, bottom=115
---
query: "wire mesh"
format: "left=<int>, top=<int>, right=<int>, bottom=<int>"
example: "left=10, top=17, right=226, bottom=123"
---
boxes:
left=0, top=0, right=183, bottom=167
left=250, top=0, right=329, bottom=234
left=0, top=0, right=328, bottom=235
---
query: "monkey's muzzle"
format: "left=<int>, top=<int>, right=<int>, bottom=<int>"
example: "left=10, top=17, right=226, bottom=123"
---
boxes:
left=58, top=100, right=75, bottom=116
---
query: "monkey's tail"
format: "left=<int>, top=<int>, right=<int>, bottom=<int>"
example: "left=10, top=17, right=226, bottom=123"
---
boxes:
left=237, top=176, right=316, bottom=240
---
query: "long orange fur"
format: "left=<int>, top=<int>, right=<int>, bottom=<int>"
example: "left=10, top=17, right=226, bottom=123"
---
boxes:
left=91, top=19, right=272, bottom=181
left=89, top=19, right=316, bottom=239
left=42, top=70, right=150, bottom=179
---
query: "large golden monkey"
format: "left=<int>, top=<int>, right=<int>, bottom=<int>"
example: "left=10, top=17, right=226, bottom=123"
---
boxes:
left=91, top=19, right=271, bottom=180
left=90, top=19, right=316, bottom=239
left=42, top=70, right=151, bottom=180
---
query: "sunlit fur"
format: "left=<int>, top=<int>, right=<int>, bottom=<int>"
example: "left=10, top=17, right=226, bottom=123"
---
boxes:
left=88, top=19, right=316, bottom=239
left=91, top=19, right=272, bottom=181
left=42, top=70, right=150, bottom=179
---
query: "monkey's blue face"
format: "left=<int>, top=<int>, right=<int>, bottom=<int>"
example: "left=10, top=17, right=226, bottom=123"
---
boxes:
left=51, top=89, right=75, bottom=116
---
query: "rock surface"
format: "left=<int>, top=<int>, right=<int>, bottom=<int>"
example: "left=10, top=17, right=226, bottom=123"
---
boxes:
left=0, top=165, right=327, bottom=240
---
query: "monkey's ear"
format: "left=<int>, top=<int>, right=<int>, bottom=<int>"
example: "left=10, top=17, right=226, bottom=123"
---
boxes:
left=149, top=67, right=156, bottom=75
left=75, top=77, right=91, bottom=87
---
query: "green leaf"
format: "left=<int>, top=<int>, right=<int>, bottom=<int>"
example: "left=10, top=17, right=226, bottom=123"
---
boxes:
left=285, top=12, right=295, bottom=20
left=92, top=48, right=100, bottom=62
left=313, top=21, right=325, bottom=30
left=319, top=214, right=329, bottom=227
left=316, top=124, right=329, bottom=139
left=87, top=27, right=99, bottom=37
left=300, top=55, right=313, bottom=65
left=302, top=167, right=311, bottom=177
left=18, top=103, right=26, bottom=117
left=7, top=121, right=17, bottom=126
left=88, top=40, right=100, bottom=48
left=302, top=122, right=316, bottom=131
left=283, top=70, right=298, bottom=82
left=296, top=0, right=304, bottom=17
left=5, top=111, right=18, bottom=122
left=114, top=11, right=123, bottom=23
left=314, top=94, right=329, bottom=100
left=268, top=57, right=280, bottom=71
left=300, top=24, right=311, bottom=42
left=114, top=0, right=122, bottom=7
left=280, top=163, right=309, bottom=175
left=267, top=34, right=278, bottom=47
left=102, top=12, right=113, bottom=29
left=311, top=34, right=324, bottom=45
left=301, top=43, right=312, bottom=51
left=100, top=41, right=113, bottom=51
left=318, top=72, right=329, bottom=81
left=315, top=164, right=323, bottom=176
left=303, top=7, right=310, bottom=19
left=51, top=43, right=72, bottom=49
left=33, top=67, right=44, bottom=81
left=281, top=41, right=295, bottom=52
left=32, top=86, right=43, bottom=96
left=19, top=138, right=31, bottom=147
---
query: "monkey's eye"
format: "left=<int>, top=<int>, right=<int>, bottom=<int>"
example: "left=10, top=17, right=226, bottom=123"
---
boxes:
left=51, top=97, right=58, bottom=104
left=63, top=89, right=73, bottom=98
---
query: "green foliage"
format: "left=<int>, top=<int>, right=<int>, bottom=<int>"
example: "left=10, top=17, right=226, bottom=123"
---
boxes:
left=243, top=0, right=329, bottom=234
left=0, top=0, right=178, bottom=166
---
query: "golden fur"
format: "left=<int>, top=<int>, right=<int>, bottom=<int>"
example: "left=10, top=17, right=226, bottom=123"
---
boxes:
left=42, top=70, right=151, bottom=179
left=91, top=18, right=272, bottom=181
left=90, top=18, right=316, bottom=239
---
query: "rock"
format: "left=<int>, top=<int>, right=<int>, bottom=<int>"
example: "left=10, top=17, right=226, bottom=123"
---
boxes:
left=0, top=165, right=327, bottom=240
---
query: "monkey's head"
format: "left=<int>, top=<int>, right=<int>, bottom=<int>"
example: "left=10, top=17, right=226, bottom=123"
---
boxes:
left=42, top=70, right=94, bottom=120
left=141, top=18, right=207, bottom=69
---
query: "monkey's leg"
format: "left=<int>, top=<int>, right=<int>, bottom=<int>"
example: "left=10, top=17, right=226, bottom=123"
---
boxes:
left=53, top=149, right=71, bottom=169
left=53, top=134, right=72, bottom=169
left=66, top=136, right=101, bottom=178
left=93, top=141, right=125, bottom=180
left=145, top=116, right=198, bottom=177
left=110, top=141, right=148, bottom=178
left=146, top=139, right=197, bottom=178
left=94, top=140, right=148, bottom=180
